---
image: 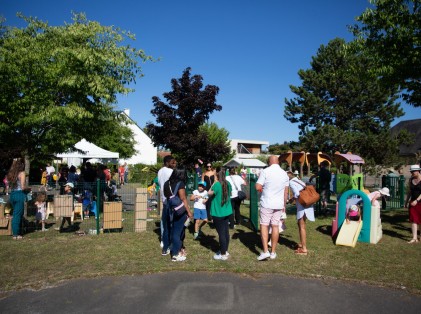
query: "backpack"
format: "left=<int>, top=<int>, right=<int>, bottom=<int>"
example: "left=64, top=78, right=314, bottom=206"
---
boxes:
left=167, top=182, right=186, bottom=217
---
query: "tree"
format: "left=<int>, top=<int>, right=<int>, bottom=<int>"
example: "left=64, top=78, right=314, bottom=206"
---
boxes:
left=146, top=68, right=225, bottom=166
left=284, top=38, right=408, bottom=165
left=196, top=122, right=233, bottom=164
left=268, top=141, right=302, bottom=155
left=93, top=113, right=137, bottom=159
left=0, top=13, right=152, bottom=164
left=351, top=0, right=421, bottom=107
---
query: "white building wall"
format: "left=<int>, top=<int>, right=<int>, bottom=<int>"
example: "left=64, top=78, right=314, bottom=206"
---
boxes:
left=121, top=109, right=157, bottom=165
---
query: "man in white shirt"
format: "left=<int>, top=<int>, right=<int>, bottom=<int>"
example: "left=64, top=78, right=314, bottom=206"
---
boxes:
left=255, top=155, right=289, bottom=260
left=226, top=167, right=246, bottom=226
left=157, top=155, right=177, bottom=255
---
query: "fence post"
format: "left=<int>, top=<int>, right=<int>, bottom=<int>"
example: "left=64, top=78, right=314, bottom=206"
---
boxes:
left=96, top=178, right=100, bottom=235
left=381, top=175, right=386, bottom=210
left=399, top=175, right=405, bottom=208
left=249, top=174, right=259, bottom=231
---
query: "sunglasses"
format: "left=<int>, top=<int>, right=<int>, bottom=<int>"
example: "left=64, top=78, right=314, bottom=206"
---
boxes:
left=207, top=165, right=212, bottom=168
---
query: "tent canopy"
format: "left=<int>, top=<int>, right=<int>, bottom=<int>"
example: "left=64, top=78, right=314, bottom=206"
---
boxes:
left=57, top=139, right=119, bottom=159
left=224, top=158, right=266, bottom=168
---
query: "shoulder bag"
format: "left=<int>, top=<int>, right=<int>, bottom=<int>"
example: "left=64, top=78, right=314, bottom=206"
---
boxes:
left=294, top=179, right=320, bottom=207
left=231, top=176, right=246, bottom=201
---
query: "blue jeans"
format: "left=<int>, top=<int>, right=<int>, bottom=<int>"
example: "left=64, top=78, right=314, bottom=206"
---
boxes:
left=10, top=190, right=26, bottom=236
left=170, top=212, right=187, bottom=257
left=161, top=202, right=171, bottom=251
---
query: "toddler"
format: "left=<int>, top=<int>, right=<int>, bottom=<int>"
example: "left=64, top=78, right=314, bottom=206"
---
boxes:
left=190, top=181, right=208, bottom=240
left=35, top=192, right=48, bottom=231
left=346, top=204, right=361, bottom=224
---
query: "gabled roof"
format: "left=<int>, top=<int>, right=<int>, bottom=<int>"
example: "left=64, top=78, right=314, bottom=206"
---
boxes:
left=391, top=119, right=421, bottom=155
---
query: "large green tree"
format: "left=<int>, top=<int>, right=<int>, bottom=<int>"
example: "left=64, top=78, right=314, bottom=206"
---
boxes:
left=146, top=68, right=230, bottom=166
left=0, top=13, right=151, bottom=163
left=284, top=38, right=408, bottom=165
left=351, top=0, right=421, bottom=107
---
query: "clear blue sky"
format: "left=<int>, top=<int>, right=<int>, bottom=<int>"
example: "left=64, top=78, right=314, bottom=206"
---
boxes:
left=2, top=0, right=420, bottom=146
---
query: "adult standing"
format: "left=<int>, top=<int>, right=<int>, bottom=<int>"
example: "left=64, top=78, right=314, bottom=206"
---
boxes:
left=202, top=162, right=216, bottom=222
left=46, top=163, right=55, bottom=189
left=287, top=170, right=315, bottom=255
left=208, top=168, right=233, bottom=260
left=317, top=161, right=332, bottom=211
left=124, top=162, right=129, bottom=184
left=118, top=163, right=125, bottom=187
left=158, top=155, right=177, bottom=254
left=226, top=167, right=246, bottom=227
left=7, top=158, right=30, bottom=240
left=255, top=156, right=289, bottom=260
left=405, top=164, right=421, bottom=243
left=163, top=167, right=193, bottom=261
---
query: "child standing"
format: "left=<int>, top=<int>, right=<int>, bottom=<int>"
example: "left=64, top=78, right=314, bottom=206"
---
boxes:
left=190, top=181, right=208, bottom=240
left=35, top=192, right=48, bottom=231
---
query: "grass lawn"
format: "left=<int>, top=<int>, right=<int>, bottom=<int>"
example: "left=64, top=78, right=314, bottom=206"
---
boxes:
left=1, top=205, right=420, bottom=294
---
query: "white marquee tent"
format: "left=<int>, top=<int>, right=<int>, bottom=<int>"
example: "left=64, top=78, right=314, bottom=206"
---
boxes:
left=56, top=139, right=119, bottom=166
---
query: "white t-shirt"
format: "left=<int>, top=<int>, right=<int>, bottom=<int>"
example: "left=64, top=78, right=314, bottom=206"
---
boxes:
left=46, top=166, right=55, bottom=175
left=226, top=175, right=246, bottom=198
left=192, top=189, right=208, bottom=210
left=256, top=164, right=289, bottom=209
left=157, top=167, right=173, bottom=202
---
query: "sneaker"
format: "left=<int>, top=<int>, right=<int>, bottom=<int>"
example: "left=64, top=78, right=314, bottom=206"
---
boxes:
left=270, top=252, right=277, bottom=259
left=172, top=254, right=186, bottom=262
left=257, top=251, right=271, bottom=261
left=216, top=251, right=230, bottom=256
left=213, top=253, right=228, bottom=260
left=161, top=248, right=170, bottom=256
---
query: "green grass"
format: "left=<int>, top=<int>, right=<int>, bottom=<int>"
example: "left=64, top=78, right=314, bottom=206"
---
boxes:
left=1, top=205, right=420, bottom=294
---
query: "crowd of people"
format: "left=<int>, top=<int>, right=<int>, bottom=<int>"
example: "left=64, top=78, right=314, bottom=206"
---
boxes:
left=4, top=155, right=421, bottom=258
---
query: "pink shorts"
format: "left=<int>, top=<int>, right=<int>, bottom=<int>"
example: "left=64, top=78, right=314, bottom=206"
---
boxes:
left=259, top=207, right=282, bottom=226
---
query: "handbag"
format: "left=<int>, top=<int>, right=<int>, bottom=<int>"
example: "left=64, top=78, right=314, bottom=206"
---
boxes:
left=294, top=179, right=320, bottom=207
left=231, top=176, right=246, bottom=201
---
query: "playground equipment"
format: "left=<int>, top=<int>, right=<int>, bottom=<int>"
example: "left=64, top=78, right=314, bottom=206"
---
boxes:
left=305, top=152, right=333, bottom=176
left=333, top=189, right=382, bottom=246
left=334, top=152, right=365, bottom=196
left=278, top=151, right=306, bottom=178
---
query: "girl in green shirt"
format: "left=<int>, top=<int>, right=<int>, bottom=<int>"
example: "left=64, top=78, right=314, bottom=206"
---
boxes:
left=208, top=168, right=232, bottom=260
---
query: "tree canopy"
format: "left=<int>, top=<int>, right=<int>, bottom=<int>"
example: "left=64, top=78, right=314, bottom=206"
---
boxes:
left=284, top=38, right=409, bottom=165
left=351, top=0, right=421, bottom=107
left=0, top=13, right=151, bottom=162
left=146, top=68, right=231, bottom=166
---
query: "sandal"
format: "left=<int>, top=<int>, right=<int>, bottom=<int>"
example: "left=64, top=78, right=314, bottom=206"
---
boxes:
left=12, top=235, right=23, bottom=240
left=407, top=238, right=419, bottom=244
left=294, top=243, right=303, bottom=249
left=294, top=248, right=308, bottom=255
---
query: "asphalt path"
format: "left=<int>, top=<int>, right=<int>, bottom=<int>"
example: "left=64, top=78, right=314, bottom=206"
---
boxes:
left=1, top=272, right=420, bottom=314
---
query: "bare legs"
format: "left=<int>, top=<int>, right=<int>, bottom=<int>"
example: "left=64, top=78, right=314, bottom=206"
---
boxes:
left=297, top=215, right=308, bottom=253
left=261, top=224, right=279, bottom=253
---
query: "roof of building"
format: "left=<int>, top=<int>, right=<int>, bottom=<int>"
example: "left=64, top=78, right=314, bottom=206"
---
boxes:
left=224, top=158, right=267, bottom=168
left=391, top=119, right=421, bottom=156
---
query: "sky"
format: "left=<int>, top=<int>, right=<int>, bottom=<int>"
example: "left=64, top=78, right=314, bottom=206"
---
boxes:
left=2, top=0, right=420, bottom=146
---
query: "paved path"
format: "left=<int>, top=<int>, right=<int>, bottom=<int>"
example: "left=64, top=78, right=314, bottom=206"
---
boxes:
left=1, top=272, right=420, bottom=313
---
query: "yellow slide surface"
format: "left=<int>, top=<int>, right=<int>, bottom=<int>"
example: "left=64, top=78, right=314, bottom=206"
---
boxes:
left=336, top=220, right=363, bottom=248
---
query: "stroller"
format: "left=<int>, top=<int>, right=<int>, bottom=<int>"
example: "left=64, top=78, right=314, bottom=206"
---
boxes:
left=106, top=180, right=122, bottom=202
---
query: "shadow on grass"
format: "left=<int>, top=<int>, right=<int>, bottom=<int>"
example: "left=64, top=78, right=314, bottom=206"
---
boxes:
left=232, top=229, right=260, bottom=255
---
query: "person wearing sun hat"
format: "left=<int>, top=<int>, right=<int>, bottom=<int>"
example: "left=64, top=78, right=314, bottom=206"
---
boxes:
left=368, top=187, right=390, bottom=207
left=405, top=164, right=421, bottom=243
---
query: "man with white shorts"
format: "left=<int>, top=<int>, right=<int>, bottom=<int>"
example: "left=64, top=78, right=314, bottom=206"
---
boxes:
left=255, top=155, right=289, bottom=260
